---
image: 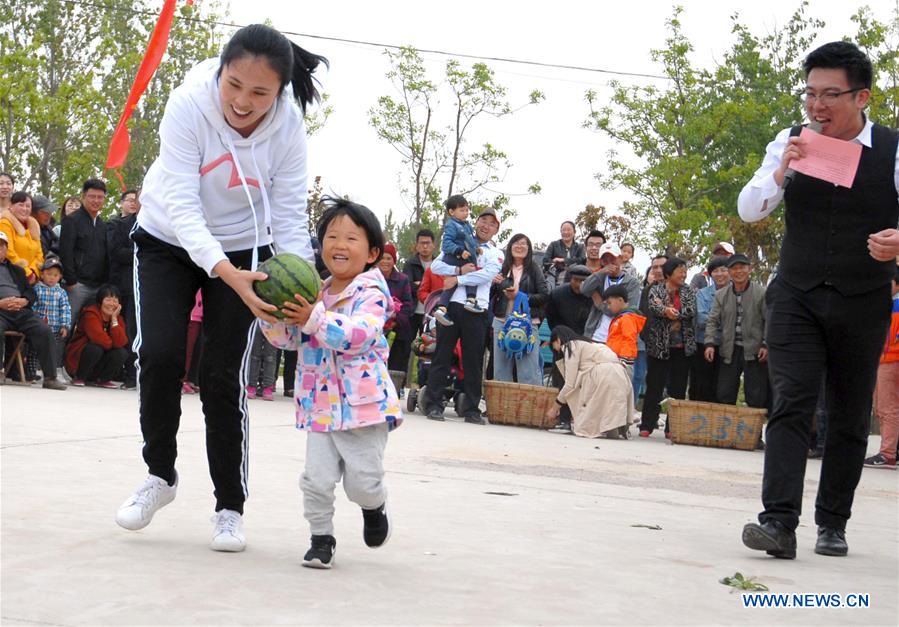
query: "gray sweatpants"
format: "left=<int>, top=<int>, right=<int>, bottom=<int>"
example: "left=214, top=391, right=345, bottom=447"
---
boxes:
left=301, top=423, right=389, bottom=535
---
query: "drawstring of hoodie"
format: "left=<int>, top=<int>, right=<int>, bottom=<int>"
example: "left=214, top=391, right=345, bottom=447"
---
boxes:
left=250, top=145, right=273, bottom=251
left=224, top=134, right=270, bottom=272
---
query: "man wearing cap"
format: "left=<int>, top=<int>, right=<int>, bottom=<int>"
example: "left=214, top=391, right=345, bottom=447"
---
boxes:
left=691, top=255, right=731, bottom=402
left=0, top=231, right=66, bottom=389
left=424, top=207, right=503, bottom=424
left=690, top=242, right=735, bottom=290
left=31, top=195, right=59, bottom=257
left=703, top=254, right=768, bottom=409
left=581, top=243, right=642, bottom=340
left=545, top=264, right=594, bottom=433
left=737, top=41, right=899, bottom=558
left=545, top=264, right=593, bottom=335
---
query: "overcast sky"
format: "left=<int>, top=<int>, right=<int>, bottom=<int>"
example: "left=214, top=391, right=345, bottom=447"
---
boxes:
left=227, top=0, right=890, bottom=268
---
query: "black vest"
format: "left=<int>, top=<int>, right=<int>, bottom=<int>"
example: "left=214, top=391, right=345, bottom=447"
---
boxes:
left=780, top=123, right=898, bottom=295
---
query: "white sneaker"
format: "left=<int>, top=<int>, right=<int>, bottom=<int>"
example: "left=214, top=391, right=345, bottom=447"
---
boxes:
left=116, top=473, right=177, bottom=530
left=210, top=509, right=246, bottom=552
left=57, top=367, right=71, bottom=383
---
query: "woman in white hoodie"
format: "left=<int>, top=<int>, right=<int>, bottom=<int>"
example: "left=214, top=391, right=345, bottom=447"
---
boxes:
left=115, top=25, right=325, bottom=552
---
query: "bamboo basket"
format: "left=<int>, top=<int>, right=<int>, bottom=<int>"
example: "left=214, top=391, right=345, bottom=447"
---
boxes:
left=483, top=380, right=560, bottom=428
left=666, top=399, right=766, bottom=451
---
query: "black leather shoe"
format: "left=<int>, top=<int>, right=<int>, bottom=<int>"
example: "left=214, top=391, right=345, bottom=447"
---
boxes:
left=814, top=527, right=848, bottom=556
left=464, top=414, right=487, bottom=425
left=426, top=408, right=445, bottom=422
left=742, top=519, right=796, bottom=559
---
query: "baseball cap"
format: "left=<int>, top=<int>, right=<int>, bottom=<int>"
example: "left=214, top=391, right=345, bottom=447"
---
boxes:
left=567, top=264, right=591, bottom=278
left=42, top=257, right=63, bottom=271
left=599, top=243, right=621, bottom=259
left=475, top=207, right=499, bottom=223
left=726, top=253, right=751, bottom=267
left=603, top=285, right=629, bottom=302
left=713, top=241, right=735, bottom=255
left=32, top=194, right=58, bottom=214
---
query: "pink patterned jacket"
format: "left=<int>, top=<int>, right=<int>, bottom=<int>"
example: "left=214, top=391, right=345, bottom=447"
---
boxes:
left=260, top=269, right=403, bottom=432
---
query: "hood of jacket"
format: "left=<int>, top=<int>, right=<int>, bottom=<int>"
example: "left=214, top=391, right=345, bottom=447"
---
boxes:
left=613, top=306, right=645, bottom=320
left=2, top=209, right=40, bottom=240
left=320, top=268, right=395, bottom=318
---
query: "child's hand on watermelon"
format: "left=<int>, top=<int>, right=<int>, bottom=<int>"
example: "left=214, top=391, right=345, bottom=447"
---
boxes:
left=281, top=293, right=318, bottom=327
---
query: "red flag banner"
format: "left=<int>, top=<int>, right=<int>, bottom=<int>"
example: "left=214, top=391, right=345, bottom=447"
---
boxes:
left=105, top=0, right=193, bottom=189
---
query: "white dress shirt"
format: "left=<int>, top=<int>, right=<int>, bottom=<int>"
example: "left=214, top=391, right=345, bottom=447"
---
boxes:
left=430, top=241, right=504, bottom=309
left=737, top=118, right=899, bottom=223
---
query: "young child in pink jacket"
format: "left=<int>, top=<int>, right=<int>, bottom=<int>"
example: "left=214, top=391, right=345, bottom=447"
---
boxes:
left=260, top=197, right=402, bottom=569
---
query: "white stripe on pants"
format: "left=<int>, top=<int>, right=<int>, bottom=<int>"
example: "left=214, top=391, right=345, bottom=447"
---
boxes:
left=301, top=423, right=389, bottom=535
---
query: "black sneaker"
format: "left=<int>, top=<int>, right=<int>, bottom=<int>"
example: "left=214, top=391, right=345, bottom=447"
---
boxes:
left=464, top=413, right=487, bottom=425
left=426, top=408, right=445, bottom=422
left=362, top=503, right=391, bottom=548
left=863, top=453, right=897, bottom=469
left=302, top=534, right=336, bottom=569
left=548, top=423, right=572, bottom=434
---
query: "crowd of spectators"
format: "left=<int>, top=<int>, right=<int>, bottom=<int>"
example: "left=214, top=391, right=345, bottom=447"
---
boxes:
left=2, top=173, right=896, bottom=471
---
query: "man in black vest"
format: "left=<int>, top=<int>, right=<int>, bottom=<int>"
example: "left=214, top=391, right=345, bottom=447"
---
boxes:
left=737, top=42, right=899, bottom=559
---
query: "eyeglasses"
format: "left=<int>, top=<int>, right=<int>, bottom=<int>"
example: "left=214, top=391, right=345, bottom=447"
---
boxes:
left=800, top=87, right=863, bottom=105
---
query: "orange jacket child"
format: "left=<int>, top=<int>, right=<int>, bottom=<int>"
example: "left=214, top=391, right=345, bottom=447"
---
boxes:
left=606, top=306, right=647, bottom=361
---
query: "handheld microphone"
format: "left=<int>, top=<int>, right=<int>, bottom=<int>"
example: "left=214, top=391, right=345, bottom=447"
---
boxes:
left=782, top=120, right=822, bottom=189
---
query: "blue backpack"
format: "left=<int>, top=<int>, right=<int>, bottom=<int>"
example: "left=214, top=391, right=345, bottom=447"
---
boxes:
left=498, top=292, right=537, bottom=360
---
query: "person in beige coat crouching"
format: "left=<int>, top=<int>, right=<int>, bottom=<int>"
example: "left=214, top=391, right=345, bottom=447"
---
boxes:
left=544, top=325, right=636, bottom=438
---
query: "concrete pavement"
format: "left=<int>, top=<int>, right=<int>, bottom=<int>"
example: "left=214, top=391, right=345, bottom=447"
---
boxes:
left=1, top=382, right=897, bottom=626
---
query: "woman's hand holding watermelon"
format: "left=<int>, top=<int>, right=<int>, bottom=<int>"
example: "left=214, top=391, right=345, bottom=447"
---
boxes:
left=214, top=259, right=280, bottom=323
left=280, top=292, right=320, bottom=327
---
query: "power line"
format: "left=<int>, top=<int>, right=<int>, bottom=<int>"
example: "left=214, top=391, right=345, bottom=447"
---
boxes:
left=43, top=0, right=672, bottom=82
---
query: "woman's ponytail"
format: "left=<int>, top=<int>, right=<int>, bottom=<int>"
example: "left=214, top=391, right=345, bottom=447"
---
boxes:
left=289, top=42, right=329, bottom=113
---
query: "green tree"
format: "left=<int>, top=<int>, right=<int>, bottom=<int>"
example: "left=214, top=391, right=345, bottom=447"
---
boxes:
left=585, top=4, right=821, bottom=277
left=852, top=4, right=899, bottom=128
left=369, top=46, right=543, bottom=250
left=0, top=0, right=225, bottom=212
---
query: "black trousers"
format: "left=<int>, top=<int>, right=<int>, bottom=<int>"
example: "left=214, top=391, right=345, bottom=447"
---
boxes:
left=424, top=302, right=488, bottom=417
left=688, top=351, right=719, bottom=402
left=122, top=292, right=137, bottom=386
left=551, top=362, right=573, bottom=425
left=640, top=348, right=690, bottom=433
left=411, top=313, right=424, bottom=336
left=281, top=349, right=297, bottom=392
left=76, top=343, right=128, bottom=382
left=0, top=309, right=57, bottom=379
left=133, top=228, right=269, bottom=514
left=715, top=345, right=768, bottom=408
left=761, top=279, right=891, bottom=531
left=387, top=335, right=411, bottom=387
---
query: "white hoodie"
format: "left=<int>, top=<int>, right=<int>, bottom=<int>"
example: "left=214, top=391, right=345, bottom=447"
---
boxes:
left=137, top=58, right=312, bottom=275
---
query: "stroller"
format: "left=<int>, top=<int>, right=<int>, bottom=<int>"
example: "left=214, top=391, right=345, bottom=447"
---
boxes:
left=406, top=289, right=466, bottom=414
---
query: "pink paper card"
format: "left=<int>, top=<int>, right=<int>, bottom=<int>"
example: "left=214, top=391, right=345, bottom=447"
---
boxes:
left=790, top=127, right=863, bottom=188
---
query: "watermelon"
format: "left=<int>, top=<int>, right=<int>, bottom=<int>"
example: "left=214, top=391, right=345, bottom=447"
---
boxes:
left=253, top=253, right=322, bottom=319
